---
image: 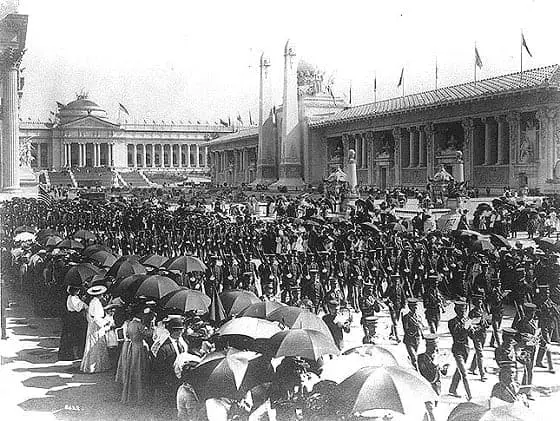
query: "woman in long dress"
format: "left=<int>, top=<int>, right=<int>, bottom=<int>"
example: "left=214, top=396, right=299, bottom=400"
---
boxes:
left=115, top=304, right=153, bottom=404
left=80, top=285, right=111, bottom=373
left=58, top=285, right=88, bottom=361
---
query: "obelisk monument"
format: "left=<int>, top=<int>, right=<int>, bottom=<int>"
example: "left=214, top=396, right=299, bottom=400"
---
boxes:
left=273, top=39, right=304, bottom=189
left=254, top=53, right=276, bottom=185
left=0, top=14, right=28, bottom=195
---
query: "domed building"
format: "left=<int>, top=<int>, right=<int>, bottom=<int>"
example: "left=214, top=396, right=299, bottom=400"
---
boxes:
left=19, top=95, right=234, bottom=187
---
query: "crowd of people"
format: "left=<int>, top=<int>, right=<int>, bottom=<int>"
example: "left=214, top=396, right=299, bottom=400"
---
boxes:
left=2, top=187, right=560, bottom=420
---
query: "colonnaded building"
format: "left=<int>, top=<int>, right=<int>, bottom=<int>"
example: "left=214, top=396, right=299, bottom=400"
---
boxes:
left=207, top=40, right=560, bottom=194
left=18, top=97, right=234, bottom=188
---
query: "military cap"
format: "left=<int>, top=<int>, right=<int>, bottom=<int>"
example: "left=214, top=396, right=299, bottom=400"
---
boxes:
left=326, top=298, right=339, bottom=306
left=362, top=315, right=377, bottom=325
left=453, top=299, right=468, bottom=308
left=310, top=268, right=319, bottom=273
left=498, top=360, right=517, bottom=369
left=424, top=333, right=438, bottom=344
left=390, top=273, right=401, bottom=279
left=502, top=327, right=518, bottom=338
left=523, top=303, right=537, bottom=310
left=537, top=284, right=549, bottom=290
left=407, top=298, right=420, bottom=305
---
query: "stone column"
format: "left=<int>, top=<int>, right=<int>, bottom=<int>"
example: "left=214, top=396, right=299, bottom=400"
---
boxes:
left=536, top=108, right=558, bottom=183
left=195, top=144, right=200, bottom=167
left=361, top=134, right=367, bottom=169
left=204, top=146, right=208, bottom=167
left=484, top=117, right=492, bottom=165
left=424, top=124, right=435, bottom=178
left=0, top=48, right=25, bottom=192
left=256, top=53, right=276, bottom=184
left=355, top=135, right=362, bottom=168
left=275, top=39, right=304, bottom=188
left=418, top=128, right=426, bottom=167
left=78, top=144, right=83, bottom=167
left=392, top=128, right=402, bottom=185
left=496, top=116, right=505, bottom=165
left=462, top=118, right=475, bottom=184
left=342, top=134, right=350, bottom=170
left=62, top=143, right=67, bottom=167
left=92, top=143, right=97, bottom=167
left=186, top=144, right=191, bottom=167
left=108, top=144, right=113, bottom=167
left=141, top=145, right=146, bottom=168
left=408, top=129, right=415, bottom=168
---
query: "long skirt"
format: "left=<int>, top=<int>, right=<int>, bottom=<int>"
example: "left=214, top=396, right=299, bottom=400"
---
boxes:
left=115, top=341, right=152, bottom=404
left=58, top=310, right=87, bottom=361
left=80, top=322, right=111, bottom=373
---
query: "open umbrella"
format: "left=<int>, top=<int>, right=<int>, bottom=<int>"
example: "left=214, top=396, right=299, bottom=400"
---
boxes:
left=107, top=256, right=146, bottom=280
left=208, top=285, right=226, bottom=324
left=334, top=366, right=437, bottom=416
left=489, top=234, right=511, bottom=250
left=36, top=228, right=60, bottom=242
left=139, top=254, right=168, bottom=269
left=73, top=229, right=97, bottom=242
left=64, top=263, right=102, bottom=286
left=83, top=244, right=113, bottom=257
left=447, top=402, right=536, bottom=421
left=267, top=306, right=331, bottom=338
left=263, top=328, right=339, bottom=361
left=219, top=290, right=261, bottom=317
left=217, top=317, right=282, bottom=339
left=89, top=250, right=118, bottom=268
left=132, top=275, right=179, bottom=300
left=164, top=255, right=207, bottom=274
left=534, top=237, right=560, bottom=253
left=13, top=232, right=36, bottom=243
left=43, top=235, right=63, bottom=247
left=237, top=301, right=284, bottom=319
left=111, top=274, right=149, bottom=298
left=360, top=222, right=381, bottom=234
left=343, top=344, right=399, bottom=366
left=56, top=238, right=84, bottom=250
left=190, top=349, right=274, bottom=399
left=14, top=225, right=35, bottom=234
left=160, top=287, right=211, bottom=313
left=321, top=354, right=377, bottom=383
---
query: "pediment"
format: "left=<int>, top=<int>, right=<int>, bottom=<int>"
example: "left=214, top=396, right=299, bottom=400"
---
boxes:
left=59, top=116, right=120, bottom=129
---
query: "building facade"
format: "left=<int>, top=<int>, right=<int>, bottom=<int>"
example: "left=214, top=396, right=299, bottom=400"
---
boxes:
left=20, top=97, right=234, bottom=175
left=208, top=60, right=560, bottom=194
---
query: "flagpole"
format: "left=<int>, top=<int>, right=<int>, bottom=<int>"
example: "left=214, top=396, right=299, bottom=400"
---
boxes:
left=435, top=57, right=438, bottom=90
left=520, top=30, right=523, bottom=80
left=374, top=72, right=377, bottom=104
left=474, top=42, right=477, bottom=85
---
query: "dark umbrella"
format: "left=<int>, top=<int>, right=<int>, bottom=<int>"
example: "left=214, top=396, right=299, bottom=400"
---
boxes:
left=267, top=306, right=331, bottom=338
left=83, top=244, right=113, bottom=257
left=160, top=287, right=211, bottom=313
left=360, top=222, right=381, bottom=234
left=64, top=263, right=102, bottom=286
left=111, top=274, right=149, bottom=298
left=263, top=328, right=339, bottom=361
left=73, top=229, right=97, bottom=242
left=139, top=254, right=168, bottom=269
left=447, top=402, right=536, bottom=421
left=56, top=238, right=84, bottom=250
left=107, top=256, right=146, bottom=280
left=237, top=301, right=284, bottom=319
left=14, top=225, right=36, bottom=234
left=219, top=290, right=261, bottom=317
left=36, top=228, right=61, bottom=243
left=208, top=285, right=227, bottom=324
left=189, top=349, right=274, bottom=400
left=164, top=255, right=207, bottom=274
left=132, top=275, right=179, bottom=300
left=535, top=237, right=560, bottom=253
left=44, top=235, right=63, bottom=247
left=489, top=234, right=511, bottom=250
left=334, top=366, right=436, bottom=416
left=89, top=250, right=118, bottom=268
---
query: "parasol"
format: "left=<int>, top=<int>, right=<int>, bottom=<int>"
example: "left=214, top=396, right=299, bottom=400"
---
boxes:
left=343, top=344, right=399, bottom=366
left=13, top=232, right=36, bottom=243
left=267, top=306, right=331, bottom=338
left=334, top=365, right=437, bottom=416
left=56, top=238, right=84, bottom=250
left=236, top=301, right=284, bottom=319
left=447, top=402, right=536, bottom=421
left=164, top=255, right=208, bottom=274
left=107, top=256, right=146, bottom=280
left=73, top=229, right=97, bottom=242
left=64, top=263, right=102, bottom=286
left=217, top=317, right=282, bottom=340
left=132, top=275, right=179, bottom=300
left=139, top=254, right=168, bottom=269
left=160, top=287, right=211, bottom=313
left=219, top=290, right=261, bottom=317
left=83, top=244, right=113, bottom=256
left=189, top=349, right=274, bottom=400
left=263, top=328, right=339, bottom=361
left=88, top=250, right=118, bottom=268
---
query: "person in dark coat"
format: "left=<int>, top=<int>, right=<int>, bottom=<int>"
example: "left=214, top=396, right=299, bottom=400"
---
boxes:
left=491, top=361, right=523, bottom=404
left=322, top=299, right=351, bottom=350
left=418, top=334, right=449, bottom=396
left=402, top=298, right=423, bottom=370
left=448, top=300, right=474, bottom=400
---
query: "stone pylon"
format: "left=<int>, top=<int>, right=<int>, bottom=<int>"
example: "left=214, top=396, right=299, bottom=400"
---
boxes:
left=254, top=53, right=276, bottom=185
left=0, top=14, right=28, bottom=195
left=273, top=39, right=305, bottom=190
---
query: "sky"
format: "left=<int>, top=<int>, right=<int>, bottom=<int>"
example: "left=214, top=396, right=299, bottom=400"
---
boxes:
left=3, top=0, right=560, bottom=123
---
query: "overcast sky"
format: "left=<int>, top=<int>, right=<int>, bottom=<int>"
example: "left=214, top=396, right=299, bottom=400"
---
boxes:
left=5, top=0, right=560, bottom=123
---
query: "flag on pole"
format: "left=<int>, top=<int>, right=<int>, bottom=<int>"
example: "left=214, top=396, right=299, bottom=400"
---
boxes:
left=118, top=103, right=130, bottom=116
left=435, top=57, right=438, bottom=89
left=249, top=110, right=253, bottom=126
left=228, top=116, right=232, bottom=127
left=56, top=101, right=65, bottom=110
left=521, top=32, right=532, bottom=57
left=219, top=118, right=229, bottom=127
left=38, top=185, right=53, bottom=208
left=397, top=67, right=404, bottom=88
left=237, top=113, right=244, bottom=126
left=349, top=82, right=352, bottom=105
left=271, top=106, right=277, bottom=125
left=475, top=47, right=483, bottom=69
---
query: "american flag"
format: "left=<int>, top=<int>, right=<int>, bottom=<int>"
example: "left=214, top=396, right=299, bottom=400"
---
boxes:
left=38, top=185, right=53, bottom=208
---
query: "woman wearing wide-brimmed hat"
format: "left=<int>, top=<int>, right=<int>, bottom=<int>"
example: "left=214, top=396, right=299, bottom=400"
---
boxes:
left=58, top=285, right=88, bottom=361
left=80, top=283, right=111, bottom=373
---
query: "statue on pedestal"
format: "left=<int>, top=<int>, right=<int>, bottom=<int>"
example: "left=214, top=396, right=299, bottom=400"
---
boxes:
left=346, top=149, right=358, bottom=197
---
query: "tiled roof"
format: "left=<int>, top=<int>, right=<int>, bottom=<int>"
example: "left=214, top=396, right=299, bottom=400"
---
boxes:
left=207, top=127, right=258, bottom=146
left=311, top=65, right=560, bottom=128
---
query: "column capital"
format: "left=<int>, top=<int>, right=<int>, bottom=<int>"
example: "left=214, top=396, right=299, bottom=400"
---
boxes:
left=506, top=111, right=521, bottom=124
left=423, top=122, right=435, bottom=135
left=0, top=47, right=25, bottom=70
left=392, top=127, right=403, bottom=140
left=364, top=131, right=375, bottom=141
left=495, top=115, right=507, bottom=123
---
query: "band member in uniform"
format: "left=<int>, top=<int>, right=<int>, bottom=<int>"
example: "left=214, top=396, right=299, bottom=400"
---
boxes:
left=516, top=302, right=538, bottom=397
left=322, top=299, right=351, bottom=350
left=402, top=298, right=423, bottom=370
left=384, top=273, right=406, bottom=343
left=423, top=273, right=444, bottom=333
left=488, top=275, right=508, bottom=347
left=491, top=361, right=524, bottom=404
left=535, top=284, right=558, bottom=373
left=448, top=300, right=474, bottom=400
left=418, top=334, right=449, bottom=396
left=359, top=283, right=382, bottom=343
left=468, top=294, right=490, bottom=381
left=494, top=327, right=518, bottom=366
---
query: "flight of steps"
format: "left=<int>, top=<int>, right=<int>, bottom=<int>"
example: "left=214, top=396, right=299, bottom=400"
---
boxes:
left=118, top=170, right=150, bottom=187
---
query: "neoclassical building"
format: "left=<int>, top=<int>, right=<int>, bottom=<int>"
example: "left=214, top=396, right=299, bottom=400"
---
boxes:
left=20, top=97, right=234, bottom=186
left=208, top=57, right=560, bottom=194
